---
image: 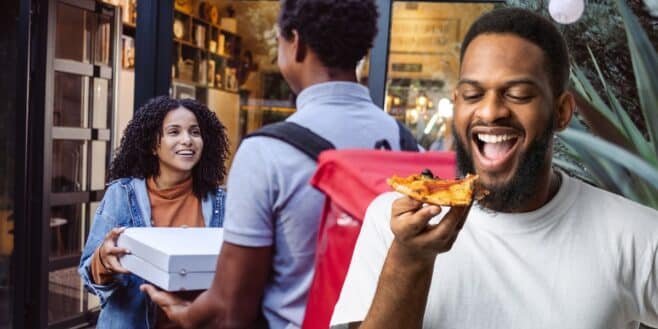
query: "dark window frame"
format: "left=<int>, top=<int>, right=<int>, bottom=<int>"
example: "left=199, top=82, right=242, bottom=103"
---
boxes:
left=15, top=0, right=119, bottom=327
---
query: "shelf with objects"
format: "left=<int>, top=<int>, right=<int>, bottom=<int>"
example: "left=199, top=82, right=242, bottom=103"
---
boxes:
left=119, top=0, right=137, bottom=70
left=171, top=7, right=242, bottom=96
left=116, top=0, right=137, bottom=151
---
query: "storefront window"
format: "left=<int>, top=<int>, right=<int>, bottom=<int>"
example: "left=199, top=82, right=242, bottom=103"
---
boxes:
left=47, top=1, right=118, bottom=325
left=385, top=2, right=496, bottom=150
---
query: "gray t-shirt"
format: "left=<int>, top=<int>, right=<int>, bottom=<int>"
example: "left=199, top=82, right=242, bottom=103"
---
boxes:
left=223, top=81, right=402, bottom=329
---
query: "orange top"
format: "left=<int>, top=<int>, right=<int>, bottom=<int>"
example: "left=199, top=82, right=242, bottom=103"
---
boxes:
left=146, top=176, right=204, bottom=228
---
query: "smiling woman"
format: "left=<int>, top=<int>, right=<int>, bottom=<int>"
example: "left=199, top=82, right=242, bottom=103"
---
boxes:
left=77, top=96, right=230, bottom=329
left=154, top=107, right=205, bottom=189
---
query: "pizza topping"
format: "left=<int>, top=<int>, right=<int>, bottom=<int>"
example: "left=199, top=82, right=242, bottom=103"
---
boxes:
left=387, top=172, right=482, bottom=206
left=421, top=168, right=435, bottom=179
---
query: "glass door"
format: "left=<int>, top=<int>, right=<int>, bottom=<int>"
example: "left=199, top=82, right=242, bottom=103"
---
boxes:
left=381, top=1, right=499, bottom=150
left=46, top=0, right=120, bottom=327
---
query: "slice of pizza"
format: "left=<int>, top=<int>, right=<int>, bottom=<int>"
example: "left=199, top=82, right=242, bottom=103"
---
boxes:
left=386, top=171, right=480, bottom=206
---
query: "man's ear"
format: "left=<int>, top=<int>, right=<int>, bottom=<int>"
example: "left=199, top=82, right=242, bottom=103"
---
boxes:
left=554, top=91, right=575, bottom=131
left=291, top=30, right=307, bottom=63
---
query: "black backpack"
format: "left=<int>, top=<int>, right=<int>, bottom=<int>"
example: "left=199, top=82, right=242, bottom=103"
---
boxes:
left=243, top=120, right=419, bottom=161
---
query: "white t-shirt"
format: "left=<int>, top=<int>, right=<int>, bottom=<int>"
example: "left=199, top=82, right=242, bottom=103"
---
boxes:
left=331, top=173, right=658, bottom=329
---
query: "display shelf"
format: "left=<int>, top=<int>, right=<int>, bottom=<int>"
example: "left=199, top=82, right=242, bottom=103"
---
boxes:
left=172, top=78, right=240, bottom=95
left=208, top=51, right=232, bottom=60
left=192, top=15, right=219, bottom=29
left=173, top=77, right=205, bottom=87
left=122, top=21, right=136, bottom=38
left=170, top=5, right=241, bottom=94
left=174, top=38, right=206, bottom=51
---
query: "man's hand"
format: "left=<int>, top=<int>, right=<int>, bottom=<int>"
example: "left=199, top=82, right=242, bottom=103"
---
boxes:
left=140, top=284, right=193, bottom=327
left=137, top=243, right=271, bottom=329
left=390, top=196, right=471, bottom=264
left=98, top=227, right=131, bottom=274
left=358, top=197, right=472, bottom=329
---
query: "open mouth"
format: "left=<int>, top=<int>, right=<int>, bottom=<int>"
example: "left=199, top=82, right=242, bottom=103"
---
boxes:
left=175, top=150, right=195, bottom=157
left=471, top=127, right=522, bottom=170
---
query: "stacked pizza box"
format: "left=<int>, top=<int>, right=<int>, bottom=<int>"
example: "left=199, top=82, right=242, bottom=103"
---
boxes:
left=118, top=227, right=223, bottom=291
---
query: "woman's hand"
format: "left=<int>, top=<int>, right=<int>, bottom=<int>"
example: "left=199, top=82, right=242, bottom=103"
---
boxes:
left=98, top=227, right=131, bottom=274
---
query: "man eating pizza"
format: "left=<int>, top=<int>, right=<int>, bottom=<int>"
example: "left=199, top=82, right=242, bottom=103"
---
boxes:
left=330, top=7, right=658, bottom=329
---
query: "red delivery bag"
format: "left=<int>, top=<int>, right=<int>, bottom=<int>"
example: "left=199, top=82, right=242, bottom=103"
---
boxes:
left=301, top=149, right=456, bottom=329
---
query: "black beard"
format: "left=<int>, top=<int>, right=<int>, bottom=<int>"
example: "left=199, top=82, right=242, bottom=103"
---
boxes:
left=454, top=123, right=553, bottom=213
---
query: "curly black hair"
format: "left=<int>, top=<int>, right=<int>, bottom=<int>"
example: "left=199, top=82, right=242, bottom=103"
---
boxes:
left=460, top=7, right=570, bottom=96
left=278, top=0, right=378, bottom=70
left=108, top=96, right=230, bottom=198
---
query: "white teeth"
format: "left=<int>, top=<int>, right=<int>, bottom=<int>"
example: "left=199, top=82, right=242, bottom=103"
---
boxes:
left=477, top=134, right=517, bottom=144
left=177, top=150, right=194, bottom=155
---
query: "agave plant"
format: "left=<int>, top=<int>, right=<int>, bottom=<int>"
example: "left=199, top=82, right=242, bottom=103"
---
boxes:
left=554, top=0, right=658, bottom=209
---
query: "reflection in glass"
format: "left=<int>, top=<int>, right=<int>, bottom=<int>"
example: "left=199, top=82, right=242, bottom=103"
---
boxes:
left=95, top=14, right=114, bottom=66
left=238, top=71, right=294, bottom=138
left=49, top=204, right=84, bottom=259
left=52, top=140, right=86, bottom=193
left=386, top=2, right=495, bottom=150
left=48, top=267, right=84, bottom=323
left=91, top=141, right=108, bottom=191
left=92, top=78, right=110, bottom=129
left=55, top=3, right=93, bottom=63
left=54, top=72, right=87, bottom=128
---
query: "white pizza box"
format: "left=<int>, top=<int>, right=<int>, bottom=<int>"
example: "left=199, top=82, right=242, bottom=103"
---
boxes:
left=117, top=227, right=223, bottom=291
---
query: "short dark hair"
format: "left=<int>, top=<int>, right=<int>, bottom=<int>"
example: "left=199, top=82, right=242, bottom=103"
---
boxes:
left=460, top=7, right=570, bottom=96
left=278, top=0, right=378, bottom=70
left=108, top=96, right=230, bottom=198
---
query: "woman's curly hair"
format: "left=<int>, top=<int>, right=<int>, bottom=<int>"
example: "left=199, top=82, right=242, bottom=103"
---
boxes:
left=109, top=96, right=230, bottom=198
left=278, top=0, right=378, bottom=70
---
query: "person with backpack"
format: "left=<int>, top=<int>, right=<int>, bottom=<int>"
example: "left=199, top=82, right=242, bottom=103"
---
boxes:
left=141, top=0, right=418, bottom=328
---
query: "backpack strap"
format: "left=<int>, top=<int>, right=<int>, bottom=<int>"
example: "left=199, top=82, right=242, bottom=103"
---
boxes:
left=244, top=121, right=335, bottom=161
left=396, top=120, right=420, bottom=152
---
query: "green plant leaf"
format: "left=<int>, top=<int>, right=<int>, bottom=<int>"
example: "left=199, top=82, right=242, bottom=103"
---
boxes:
left=552, top=157, right=596, bottom=185
left=616, top=0, right=658, bottom=155
left=559, top=129, right=658, bottom=191
left=558, top=133, right=622, bottom=193
left=629, top=174, right=658, bottom=209
left=572, top=51, right=654, bottom=164
left=606, top=87, right=657, bottom=165
left=570, top=88, right=634, bottom=151
left=570, top=66, right=619, bottom=128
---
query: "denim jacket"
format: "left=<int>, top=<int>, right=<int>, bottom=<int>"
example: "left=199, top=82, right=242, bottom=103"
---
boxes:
left=78, top=177, right=226, bottom=329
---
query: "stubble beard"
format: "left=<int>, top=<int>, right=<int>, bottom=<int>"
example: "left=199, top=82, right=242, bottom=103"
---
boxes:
left=454, top=121, right=554, bottom=213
